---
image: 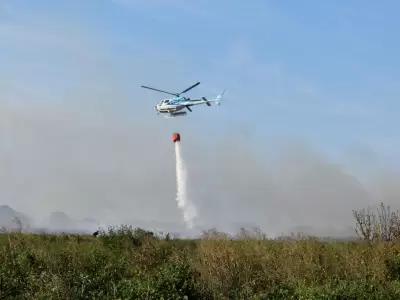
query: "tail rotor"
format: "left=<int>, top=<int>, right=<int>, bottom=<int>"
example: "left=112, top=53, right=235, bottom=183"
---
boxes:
left=215, top=90, right=226, bottom=105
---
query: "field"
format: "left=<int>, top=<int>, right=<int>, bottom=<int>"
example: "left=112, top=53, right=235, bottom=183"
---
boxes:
left=2, top=204, right=400, bottom=299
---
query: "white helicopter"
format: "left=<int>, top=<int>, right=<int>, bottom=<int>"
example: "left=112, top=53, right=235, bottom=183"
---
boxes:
left=141, top=81, right=226, bottom=118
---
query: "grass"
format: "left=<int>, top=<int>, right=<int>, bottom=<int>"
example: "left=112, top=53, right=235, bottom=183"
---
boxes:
left=2, top=204, right=400, bottom=299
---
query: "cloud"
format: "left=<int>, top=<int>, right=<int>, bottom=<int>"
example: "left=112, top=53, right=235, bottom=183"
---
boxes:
left=0, top=22, right=103, bottom=64
left=110, top=0, right=262, bottom=29
left=218, top=35, right=381, bottom=121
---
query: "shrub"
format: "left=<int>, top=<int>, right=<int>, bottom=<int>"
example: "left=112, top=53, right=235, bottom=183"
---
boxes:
left=2, top=203, right=400, bottom=298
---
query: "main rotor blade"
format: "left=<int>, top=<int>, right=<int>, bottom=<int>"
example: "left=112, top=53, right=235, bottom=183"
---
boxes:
left=141, top=86, right=178, bottom=96
left=178, top=82, right=200, bottom=95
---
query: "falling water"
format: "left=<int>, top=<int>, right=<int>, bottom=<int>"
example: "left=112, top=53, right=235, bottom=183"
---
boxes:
left=174, top=141, right=197, bottom=229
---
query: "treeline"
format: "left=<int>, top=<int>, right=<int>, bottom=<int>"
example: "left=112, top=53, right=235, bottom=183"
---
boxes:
left=1, top=203, right=400, bottom=299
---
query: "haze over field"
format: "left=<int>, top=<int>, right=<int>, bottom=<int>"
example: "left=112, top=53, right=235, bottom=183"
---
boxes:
left=1, top=1, right=400, bottom=237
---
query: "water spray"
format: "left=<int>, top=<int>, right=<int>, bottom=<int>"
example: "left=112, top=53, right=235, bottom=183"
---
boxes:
left=172, top=132, right=197, bottom=229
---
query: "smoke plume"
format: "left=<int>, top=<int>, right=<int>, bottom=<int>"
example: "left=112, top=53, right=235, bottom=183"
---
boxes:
left=1, top=8, right=399, bottom=237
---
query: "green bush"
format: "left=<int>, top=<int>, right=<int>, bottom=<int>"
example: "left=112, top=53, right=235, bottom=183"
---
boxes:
left=4, top=205, right=400, bottom=299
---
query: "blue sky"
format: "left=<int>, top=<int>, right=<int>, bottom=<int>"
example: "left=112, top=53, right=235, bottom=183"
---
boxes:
left=1, top=0, right=400, bottom=169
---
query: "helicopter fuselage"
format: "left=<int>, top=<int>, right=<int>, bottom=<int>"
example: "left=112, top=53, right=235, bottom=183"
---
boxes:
left=141, top=81, right=224, bottom=118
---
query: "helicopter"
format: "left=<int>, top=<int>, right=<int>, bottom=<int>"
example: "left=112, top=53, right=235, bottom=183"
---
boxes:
left=141, top=81, right=226, bottom=118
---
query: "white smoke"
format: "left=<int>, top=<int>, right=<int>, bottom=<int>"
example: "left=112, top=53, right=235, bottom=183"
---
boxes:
left=175, top=140, right=197, bottom=228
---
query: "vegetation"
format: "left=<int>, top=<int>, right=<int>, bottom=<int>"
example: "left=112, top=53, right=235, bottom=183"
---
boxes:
left=1, top=203, right=400, bottom=299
